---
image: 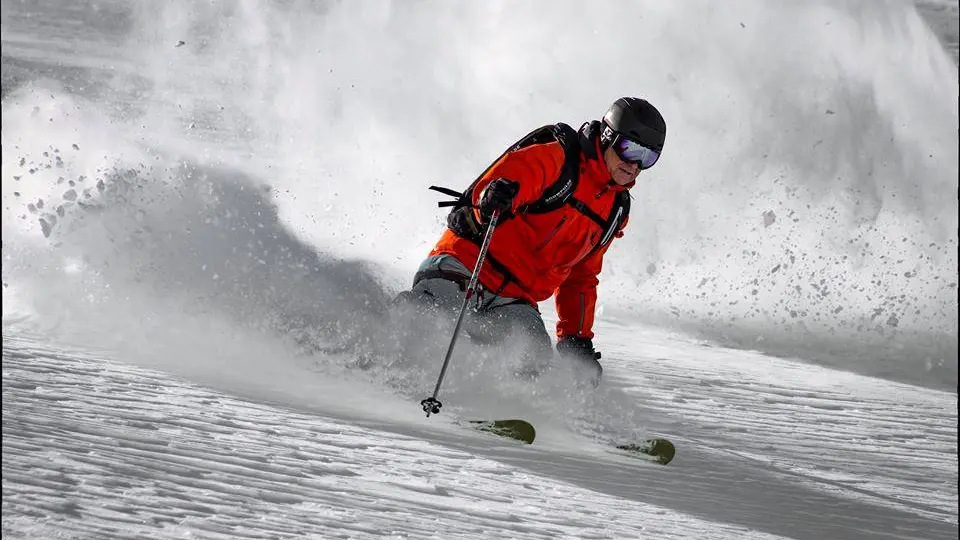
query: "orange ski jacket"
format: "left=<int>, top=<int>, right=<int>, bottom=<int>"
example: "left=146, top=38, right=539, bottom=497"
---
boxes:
left=429, top=122, right=631, bottom=340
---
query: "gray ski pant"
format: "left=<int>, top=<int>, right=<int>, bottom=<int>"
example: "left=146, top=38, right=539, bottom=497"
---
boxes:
left=405, top=254, right=554, bottom=367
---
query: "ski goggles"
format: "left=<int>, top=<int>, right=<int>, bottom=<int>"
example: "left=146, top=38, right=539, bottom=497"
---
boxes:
left=611, top=133, right=661, bottom=170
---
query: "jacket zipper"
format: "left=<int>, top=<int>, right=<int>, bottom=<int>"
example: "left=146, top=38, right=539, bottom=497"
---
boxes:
left=534, top=216, right=567, bottom=251
left=578, top=292, right=586, bottom=334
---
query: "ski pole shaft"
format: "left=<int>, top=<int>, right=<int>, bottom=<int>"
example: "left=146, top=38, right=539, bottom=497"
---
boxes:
left=421, top=209, right=500, bottom=417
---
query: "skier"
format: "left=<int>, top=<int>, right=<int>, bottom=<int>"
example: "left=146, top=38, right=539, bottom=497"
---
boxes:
left=402, top=97, right=666, bottom=385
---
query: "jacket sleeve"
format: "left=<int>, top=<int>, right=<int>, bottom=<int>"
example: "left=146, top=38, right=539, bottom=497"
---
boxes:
left=554, top=217, right=629, bottom=340
left=471, top=143, right=565, bottom=219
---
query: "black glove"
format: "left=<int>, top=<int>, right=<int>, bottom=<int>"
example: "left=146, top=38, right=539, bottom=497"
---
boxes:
left=556, top=336, right=601, bottom=361
left=557, top=336, right=602, bottom=387
left=477, top=178, right=519, bottom=221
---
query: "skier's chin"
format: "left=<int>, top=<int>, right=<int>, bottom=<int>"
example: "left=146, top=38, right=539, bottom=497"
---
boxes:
left=613, top=170, right=636, bottom=186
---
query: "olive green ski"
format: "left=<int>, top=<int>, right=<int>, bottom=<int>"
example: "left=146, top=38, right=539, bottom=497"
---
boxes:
left=468, top=419, right=536, bottom=444
left=465, top=419, right=674, bottom=465
left=616, top=438, right=676, bottom=465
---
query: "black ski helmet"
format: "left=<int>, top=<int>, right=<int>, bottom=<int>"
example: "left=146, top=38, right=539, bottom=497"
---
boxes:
left=601, top=97, right=666, bottom=153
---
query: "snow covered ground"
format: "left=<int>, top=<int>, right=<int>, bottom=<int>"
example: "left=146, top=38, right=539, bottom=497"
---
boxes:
left=3, top=326, right=956, bottom=540
left=3, top=1, right=958, bottom=539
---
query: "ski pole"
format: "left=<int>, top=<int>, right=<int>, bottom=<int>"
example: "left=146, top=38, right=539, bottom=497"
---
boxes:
left=421, top=209, right=501, bottom=417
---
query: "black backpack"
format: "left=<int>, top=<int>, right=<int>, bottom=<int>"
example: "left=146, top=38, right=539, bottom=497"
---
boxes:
left=429, top=123, right=583, bottom=218
left=429, top=122, right=630, bottom=282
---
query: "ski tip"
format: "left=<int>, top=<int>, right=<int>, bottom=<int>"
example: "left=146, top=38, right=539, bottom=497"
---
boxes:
left=616, top=438, right=676, bottom=465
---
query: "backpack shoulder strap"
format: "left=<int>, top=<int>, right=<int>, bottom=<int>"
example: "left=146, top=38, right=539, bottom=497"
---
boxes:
left=586, top=190, right=631, bottom=258
left=518, top=122, right=581, bottom=215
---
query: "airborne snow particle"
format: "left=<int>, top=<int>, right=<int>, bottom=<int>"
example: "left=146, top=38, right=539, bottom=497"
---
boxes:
left=39, top=217, right=54, bottom=238
left=762, top=210, right=776, bottom=228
